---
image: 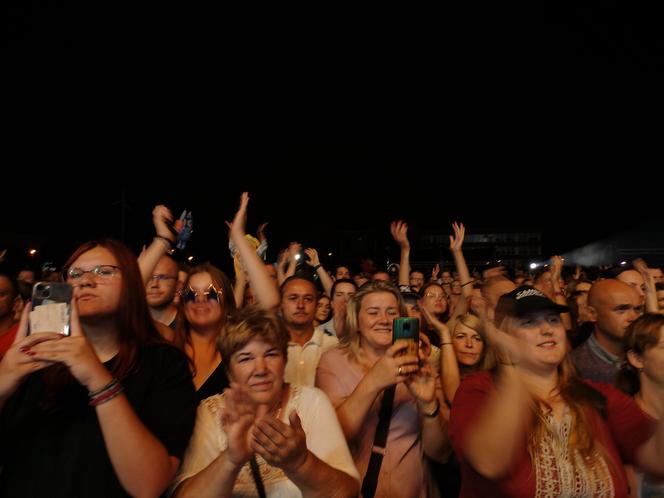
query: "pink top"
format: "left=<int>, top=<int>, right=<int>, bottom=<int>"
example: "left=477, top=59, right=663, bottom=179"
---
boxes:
left=316, top=347, right=431, bottom=498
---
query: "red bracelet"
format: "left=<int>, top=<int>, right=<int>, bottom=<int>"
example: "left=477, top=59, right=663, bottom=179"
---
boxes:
left=88, top=378, right=124, bottom=406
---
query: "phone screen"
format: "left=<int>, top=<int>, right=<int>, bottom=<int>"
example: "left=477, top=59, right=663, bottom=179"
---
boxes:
left=392, top=317, right=419, bottom=357
left=29, top=282, right=73, bottom=335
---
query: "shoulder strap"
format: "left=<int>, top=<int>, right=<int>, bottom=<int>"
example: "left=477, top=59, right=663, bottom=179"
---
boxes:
left=249, top=456, right=267, bottom=498
left=361, top=385, right=396, bottom=498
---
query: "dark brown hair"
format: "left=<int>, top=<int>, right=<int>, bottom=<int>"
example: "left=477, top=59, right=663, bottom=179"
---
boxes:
left=45, top=239, right=163, bottom=407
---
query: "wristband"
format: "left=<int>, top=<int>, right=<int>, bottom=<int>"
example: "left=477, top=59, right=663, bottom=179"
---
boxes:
left=313, top=264, right=322, bottom=271
left=422, top=398, right=440, bottom=418
left=154, top=235, right=173, bottom=250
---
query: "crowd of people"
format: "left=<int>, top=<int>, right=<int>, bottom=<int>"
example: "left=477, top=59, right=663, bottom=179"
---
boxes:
left=1, top=192, right=663, bottom=498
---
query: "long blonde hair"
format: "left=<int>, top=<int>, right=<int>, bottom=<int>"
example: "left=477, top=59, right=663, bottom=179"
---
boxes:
left=342, top=281, right=407, bottom=367
left=448, top=313, right=497, bottom=373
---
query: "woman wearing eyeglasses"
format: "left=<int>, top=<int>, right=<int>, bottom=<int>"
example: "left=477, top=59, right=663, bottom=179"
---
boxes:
left=0, top=238, right=198, bottom=498
left=173, top=193, right=279, bottom=401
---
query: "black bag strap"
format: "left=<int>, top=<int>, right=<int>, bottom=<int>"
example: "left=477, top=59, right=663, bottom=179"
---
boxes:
left=361, top=385, right=396, bottom=498
left=249, top=456, right=267, bottom=498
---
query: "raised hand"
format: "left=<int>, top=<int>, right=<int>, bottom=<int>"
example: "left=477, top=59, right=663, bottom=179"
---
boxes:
left=251, top=410, right=310, bottom=473
left=449, top=222, right=465, bottom=252
left=226, top=192, right=249, bottom=239
left=431, top=263, right=440, bottom=281
left=421, top=307, right=449, bottom=335
left=475, top=298, right=524, bottom=367
left=304, top=248, right=320, bottom=267
left=390, top=220, right=410, bottom=249
left=256, top=222, right=269, bottom=242
left=152, top=205, right=176, bottom=242
left=550, top=255, right=564, bottom=282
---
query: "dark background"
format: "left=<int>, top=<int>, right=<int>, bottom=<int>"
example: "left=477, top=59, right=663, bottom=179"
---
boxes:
left=3, top=3, right=662, bottom=275
left=2, top=182, right=661, bottom=276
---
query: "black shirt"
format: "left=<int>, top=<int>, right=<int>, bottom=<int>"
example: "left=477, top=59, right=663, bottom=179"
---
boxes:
left=195, top=361, right=229, bottom=402
left=0, top=342, right=197, bottom=498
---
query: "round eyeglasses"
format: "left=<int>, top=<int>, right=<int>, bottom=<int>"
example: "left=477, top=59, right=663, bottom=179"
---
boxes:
left=65, top=265, right=121, bottom=282
left=149, top=274, right=178, bottom=282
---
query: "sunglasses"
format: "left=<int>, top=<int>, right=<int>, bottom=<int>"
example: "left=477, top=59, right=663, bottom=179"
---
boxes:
left=181, top=284, right=223, bottom=304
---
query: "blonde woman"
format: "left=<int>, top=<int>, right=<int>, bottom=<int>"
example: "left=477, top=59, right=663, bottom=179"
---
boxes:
left=316, top=281, right=450, bottom=498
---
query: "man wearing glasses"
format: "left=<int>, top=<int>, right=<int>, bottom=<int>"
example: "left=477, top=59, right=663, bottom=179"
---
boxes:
left=145, top=255, right=181, bottom=331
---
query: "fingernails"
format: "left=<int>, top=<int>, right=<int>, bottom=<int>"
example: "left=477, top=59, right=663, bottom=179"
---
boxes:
left=19, top=346, right=30, bottom=353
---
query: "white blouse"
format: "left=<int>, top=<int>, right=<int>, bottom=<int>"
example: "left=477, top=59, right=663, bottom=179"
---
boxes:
left=171, top=385, right=359, bottom=497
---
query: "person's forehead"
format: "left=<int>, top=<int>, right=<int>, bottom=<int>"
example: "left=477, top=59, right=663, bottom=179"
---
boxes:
left=603, top=286, right=641, bottom=305
left=617, top=270, right=644, bottom=283
left=72, top=247, right=117, bottom=266
left=284, top=279, right=316, bottom=294
left=0, top=275, right=12, bottom=290
left=154, top=257, right=178, bottom=274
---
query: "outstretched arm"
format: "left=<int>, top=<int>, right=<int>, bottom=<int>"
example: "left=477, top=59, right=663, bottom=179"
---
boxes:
left=448, top=222, right=473, bottom=319
left=138, top=205, right=177, bottom=285
left=391, top=220, right=411, bottom=287
left=550, top=256, right=572, bottom=330
left=634, top=258, right=660, bottom=313
left=424, top=308, right=462, bottom=405
left=305, top=248, right=334, bottom=297
left=227, top=193, right=279, bottom=310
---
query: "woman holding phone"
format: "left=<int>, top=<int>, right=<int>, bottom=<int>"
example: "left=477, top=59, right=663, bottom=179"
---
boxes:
left=316, top=280, right=450, bottom=498
left=0, top=239, right=197, bottom=498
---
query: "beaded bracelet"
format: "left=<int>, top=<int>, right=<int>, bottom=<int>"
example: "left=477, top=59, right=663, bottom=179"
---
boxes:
left=88, top=378, right=124, bottom=407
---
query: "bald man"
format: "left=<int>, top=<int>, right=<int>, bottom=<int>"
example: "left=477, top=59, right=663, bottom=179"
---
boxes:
left=570, top=279, right=642, bottom=384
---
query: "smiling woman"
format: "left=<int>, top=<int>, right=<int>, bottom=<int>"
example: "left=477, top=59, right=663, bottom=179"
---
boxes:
left=316, top=280, right=451, bottom=498
left=449, top=286, right=664, bottom=498
left=171, top=306, right=360, bottom=498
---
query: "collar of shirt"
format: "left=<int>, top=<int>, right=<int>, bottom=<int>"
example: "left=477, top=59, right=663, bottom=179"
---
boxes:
left=588, top=332, right=621, bottom=368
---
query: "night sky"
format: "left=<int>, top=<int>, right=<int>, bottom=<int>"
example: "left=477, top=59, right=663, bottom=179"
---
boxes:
left=2, top=182, right=661, bottom=277
left=3, top=4, right=662, bottom=273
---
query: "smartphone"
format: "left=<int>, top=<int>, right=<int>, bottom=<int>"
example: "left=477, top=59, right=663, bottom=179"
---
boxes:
left=29, top=282, right=73, bottom=335
left=392, top=317, right=419, bottom=357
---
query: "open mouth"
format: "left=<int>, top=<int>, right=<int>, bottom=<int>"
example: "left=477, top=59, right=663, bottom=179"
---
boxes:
left=537, top=341, right=557, bottom=348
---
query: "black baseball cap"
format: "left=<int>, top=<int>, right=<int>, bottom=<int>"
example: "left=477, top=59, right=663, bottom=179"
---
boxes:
left=495, top=285, right=569, bottom=324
